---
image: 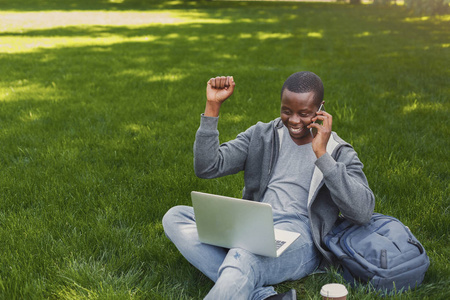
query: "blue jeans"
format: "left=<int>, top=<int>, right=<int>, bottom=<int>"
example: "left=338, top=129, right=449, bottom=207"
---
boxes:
left=162, top=205, right=320, bottom=300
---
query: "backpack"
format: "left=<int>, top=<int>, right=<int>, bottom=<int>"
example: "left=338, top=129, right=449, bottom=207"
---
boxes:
left=323, top=213, right=430, bottom=294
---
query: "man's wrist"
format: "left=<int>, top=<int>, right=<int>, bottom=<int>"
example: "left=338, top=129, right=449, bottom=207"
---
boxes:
left=314, top=149, right=326, bottom=158
left=204, top=101, right=222, bottom=117
left=315, top=152, right=337, bottom=176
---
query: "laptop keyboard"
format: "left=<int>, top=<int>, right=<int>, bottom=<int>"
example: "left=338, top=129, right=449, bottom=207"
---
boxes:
left=275, top=240, right=286, bottom=250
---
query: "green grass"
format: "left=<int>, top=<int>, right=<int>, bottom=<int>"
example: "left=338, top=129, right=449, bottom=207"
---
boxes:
left=0, top=0, right=448, bottom=299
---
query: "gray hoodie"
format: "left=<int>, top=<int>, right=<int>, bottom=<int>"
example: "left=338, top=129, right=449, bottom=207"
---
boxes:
left=194, top=115, right=375, bottom=267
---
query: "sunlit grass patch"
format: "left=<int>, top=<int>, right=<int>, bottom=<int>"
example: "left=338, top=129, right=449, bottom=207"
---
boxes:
left=256, top=32, right=293, bottom=40
left=0, top=35, right=159, bottom=53
left=0, top=10, right=234, bottom=53
left=402, top=100, right=445, bottom=114
left=307, top=31, right=323, bottom=38
left=0, top=81, right=60, bottom=102
left=0, top=11, right=230, bottom=32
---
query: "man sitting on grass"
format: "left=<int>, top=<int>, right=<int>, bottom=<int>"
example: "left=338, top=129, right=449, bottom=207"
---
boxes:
left=163, top=71, right=375, bottom=300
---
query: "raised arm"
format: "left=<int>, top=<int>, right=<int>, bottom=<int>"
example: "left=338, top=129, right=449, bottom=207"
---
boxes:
left=194, top=75, right=250, bottom=179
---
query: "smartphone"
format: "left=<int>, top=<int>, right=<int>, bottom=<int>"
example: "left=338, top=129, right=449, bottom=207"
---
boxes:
left=310, top=103, right=324, bottom=137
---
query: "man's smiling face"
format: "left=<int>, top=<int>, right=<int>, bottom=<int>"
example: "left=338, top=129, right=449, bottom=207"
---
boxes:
left=280, top=89, right=319, bottom=146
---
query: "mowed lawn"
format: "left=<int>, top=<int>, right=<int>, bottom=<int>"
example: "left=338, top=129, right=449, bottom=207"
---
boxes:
left=0, top=0, right=448, bottom=299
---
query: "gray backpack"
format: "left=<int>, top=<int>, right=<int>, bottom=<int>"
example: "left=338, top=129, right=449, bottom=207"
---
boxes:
left=323, top=213, right=430, bottom=294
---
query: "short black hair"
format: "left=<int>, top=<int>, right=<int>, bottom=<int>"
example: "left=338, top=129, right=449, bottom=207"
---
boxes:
left=281, top=71, right=324, bottom=106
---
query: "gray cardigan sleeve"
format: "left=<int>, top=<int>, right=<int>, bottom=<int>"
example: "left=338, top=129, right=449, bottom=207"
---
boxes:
left=193, top=114, right=251, bottom=179
left=315, top=147, right=375, bottom=225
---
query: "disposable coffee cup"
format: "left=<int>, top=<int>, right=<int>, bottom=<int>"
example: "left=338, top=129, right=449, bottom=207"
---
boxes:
left=320, top=283, right=348, bottom=300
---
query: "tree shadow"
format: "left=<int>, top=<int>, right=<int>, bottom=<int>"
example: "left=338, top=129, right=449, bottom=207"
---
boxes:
left=1, top=4, right=448, bottom=176
left=0, top=2, right=447, bottom=199
left=0, top=0, right=258, bottom=11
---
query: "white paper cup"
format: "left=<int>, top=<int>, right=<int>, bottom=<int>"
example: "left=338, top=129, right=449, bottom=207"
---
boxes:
left=320, top=283, right=348, bottom=300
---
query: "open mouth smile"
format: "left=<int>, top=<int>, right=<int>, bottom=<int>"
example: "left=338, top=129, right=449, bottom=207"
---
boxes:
left=289, top=126, right=304, bottom=134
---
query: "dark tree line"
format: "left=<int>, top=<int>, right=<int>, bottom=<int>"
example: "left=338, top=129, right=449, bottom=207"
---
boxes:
left=349, top=0, right=449, bottom=15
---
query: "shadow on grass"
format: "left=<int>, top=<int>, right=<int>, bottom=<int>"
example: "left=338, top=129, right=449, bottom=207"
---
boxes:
left=0, top=0, right=188, bottom=11
left=0, top=3, right=448, bottom=299
left=0, top=0, right=274, bottom=11
left=0, top=3, right=448, bottom=221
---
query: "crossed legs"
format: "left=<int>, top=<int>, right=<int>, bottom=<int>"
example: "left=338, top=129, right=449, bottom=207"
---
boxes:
left=162, top=205, right=320, bottom=300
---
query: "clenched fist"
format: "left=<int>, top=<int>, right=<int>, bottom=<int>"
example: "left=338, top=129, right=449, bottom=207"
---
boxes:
left=206, top=76, right=235, bottom=103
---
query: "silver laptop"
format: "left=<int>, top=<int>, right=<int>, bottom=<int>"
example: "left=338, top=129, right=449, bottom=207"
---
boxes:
left=191, top=191, right=300, bottom=257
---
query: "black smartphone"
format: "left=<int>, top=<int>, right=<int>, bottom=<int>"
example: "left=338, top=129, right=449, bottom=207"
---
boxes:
left=310, top=103, right=324, bottom=137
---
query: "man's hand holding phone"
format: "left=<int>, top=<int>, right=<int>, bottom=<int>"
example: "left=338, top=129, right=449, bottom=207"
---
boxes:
left=308, top=109, right=333, bottom=159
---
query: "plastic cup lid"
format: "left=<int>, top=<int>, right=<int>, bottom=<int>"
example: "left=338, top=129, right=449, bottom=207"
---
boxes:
left=320, top=283, right=348, bottom=298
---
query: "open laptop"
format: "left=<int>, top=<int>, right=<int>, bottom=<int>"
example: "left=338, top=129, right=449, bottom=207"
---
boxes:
left=191, top=191, right=300, bottom=257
